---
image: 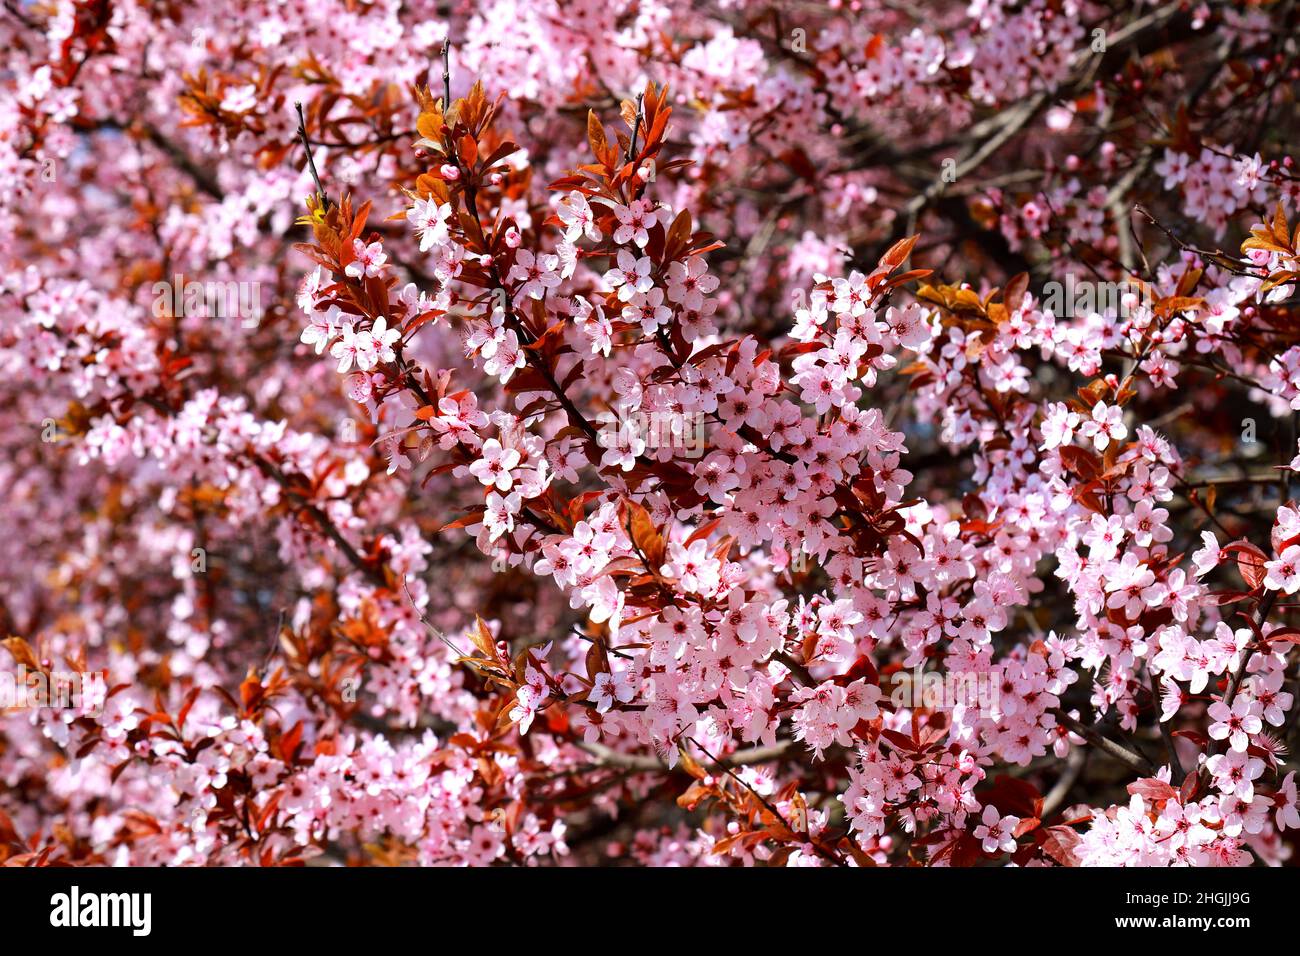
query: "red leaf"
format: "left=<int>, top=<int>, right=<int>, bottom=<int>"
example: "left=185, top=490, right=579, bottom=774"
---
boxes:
left=1059, top=445, right=1102, bottom=480
left=1037, top=825, right=1082, bottom=866
left=1262, top=626, right=1300, bottom=646
left=1222, top=540, right=1268, bottom=591
left=1126, top=777, right=1178, bottom=803
left=983, top=774, right=1044, bottom=819
left=1003, top=272, right=1029, bottom=313
left=881, top=235, right=918, bottom=269
left=1012, top=816, right=1041, bottom=838
left=176, top=687, right=202, bottom=732
left=256, top=791, right=284, bottom=834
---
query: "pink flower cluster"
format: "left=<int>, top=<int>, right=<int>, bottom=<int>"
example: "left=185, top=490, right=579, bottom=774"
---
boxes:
left=3, top=0, right=1300, bottom=870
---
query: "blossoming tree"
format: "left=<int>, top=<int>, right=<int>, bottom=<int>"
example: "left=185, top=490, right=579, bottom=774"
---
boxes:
left=3, top=0, right=1300, bottom=867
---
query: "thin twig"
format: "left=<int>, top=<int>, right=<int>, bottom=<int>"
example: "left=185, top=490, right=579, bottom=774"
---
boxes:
left=295, top=102, right=331, bottom=210
left=1051, top=708, right=1155, bottom=775
left=441, top=38, right=452, bottom=107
